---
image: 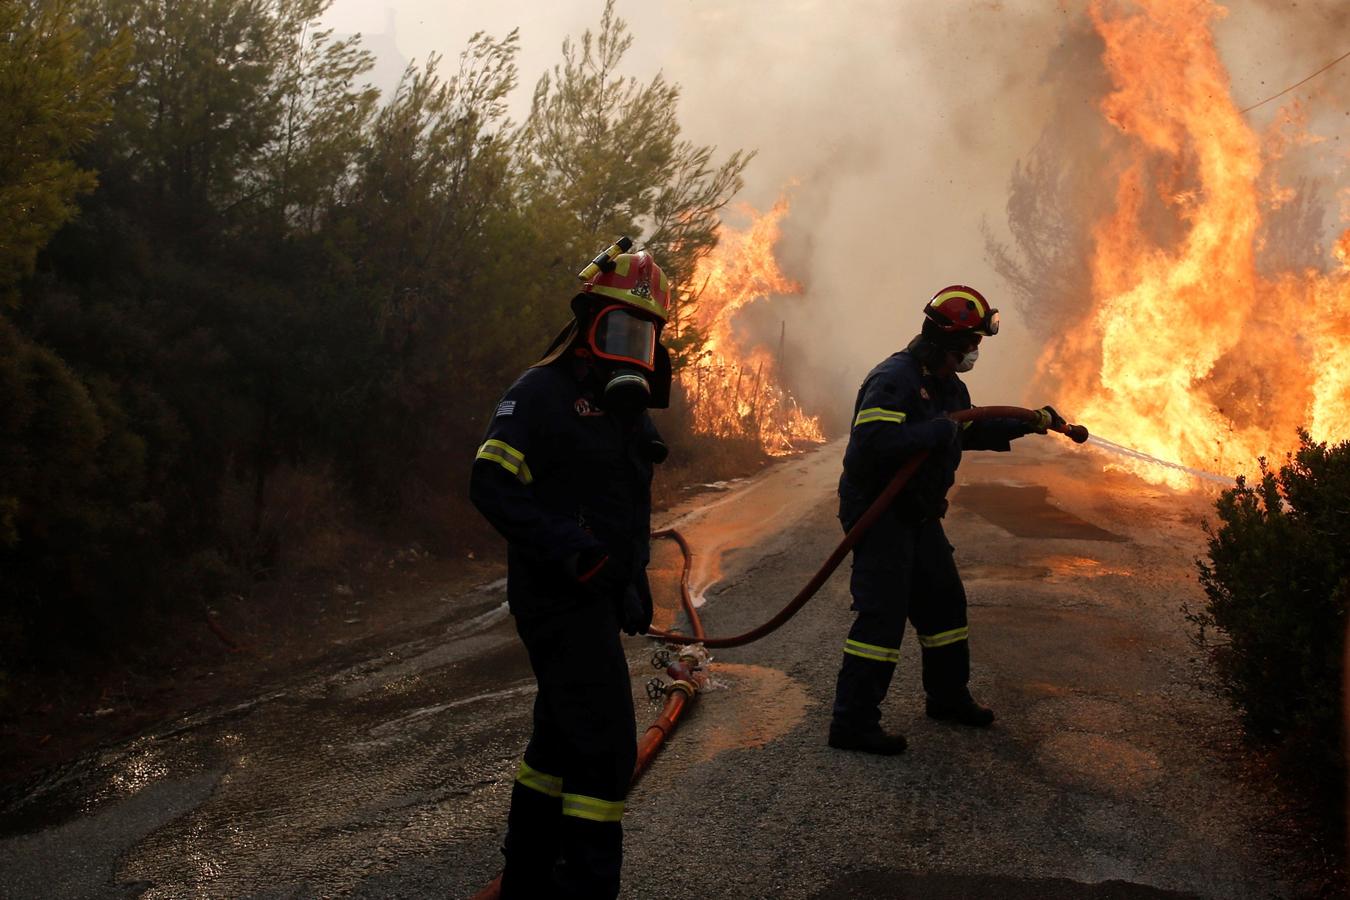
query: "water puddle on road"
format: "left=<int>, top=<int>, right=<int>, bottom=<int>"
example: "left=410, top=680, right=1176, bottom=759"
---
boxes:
left=1037, top=733, right=1163, bottom=796
left=961, top=562, right=1054, bottom=582
left=955, top=483, right=1126, bottom=542
left=680, top=663, right=813, bottom=764
left=655, top=444, right=842, bottom=604
left=961, top=556, right=1132, bottom=585
left=112, top=674, right=525, bottom=897
left=646, top=537, right=688, bottom=633
left=1043, top=555, right=1133, bottom=580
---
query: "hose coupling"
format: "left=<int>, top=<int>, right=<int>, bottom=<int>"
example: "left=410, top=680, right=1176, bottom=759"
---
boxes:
left=668, top=679, right=698, bottom=697
left=666, top=660, right=694, bottom=682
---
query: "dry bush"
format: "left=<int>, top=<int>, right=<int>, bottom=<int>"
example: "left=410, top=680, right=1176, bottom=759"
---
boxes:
left=220, top=462, right=360, bottom=577
left=651, top=390, right=768, bottom=510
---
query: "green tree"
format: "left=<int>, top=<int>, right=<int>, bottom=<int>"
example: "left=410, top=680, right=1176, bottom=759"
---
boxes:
left=245, top=13, right=378, bottom=237
left=515, top=0, right=750, bottom=364
left=73, top=0, right=373, bottom=232
left=319, top=33, right=524, bottom=516
left=0, top=0, right=127, bottom=297
left=0, top=0, right=770, bottom=674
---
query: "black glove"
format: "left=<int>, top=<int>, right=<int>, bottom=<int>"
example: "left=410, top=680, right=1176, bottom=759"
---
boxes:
left=619, top=583, right=653, bottom=636
left=911, top=415, right=960, bottom=450
left=1029, top=405, right=1067, bottom=434
left=565, top=548, right=629, bottom=605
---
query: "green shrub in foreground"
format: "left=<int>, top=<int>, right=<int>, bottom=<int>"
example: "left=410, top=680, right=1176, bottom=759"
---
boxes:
left=1191, top=430, right=1349, bottom=812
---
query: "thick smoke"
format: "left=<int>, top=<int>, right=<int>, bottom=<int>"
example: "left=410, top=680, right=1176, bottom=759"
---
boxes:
left=648, top=1, right=1086, bottom=416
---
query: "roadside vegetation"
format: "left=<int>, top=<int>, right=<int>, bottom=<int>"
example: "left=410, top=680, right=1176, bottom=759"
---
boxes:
left=0, top=0, right=762, bottom=735
left=1190, top=432, right=1350, bottom=872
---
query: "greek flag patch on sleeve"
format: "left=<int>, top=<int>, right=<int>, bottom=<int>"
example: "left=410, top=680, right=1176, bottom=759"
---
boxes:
left=495, top=400, right=516, bottom=418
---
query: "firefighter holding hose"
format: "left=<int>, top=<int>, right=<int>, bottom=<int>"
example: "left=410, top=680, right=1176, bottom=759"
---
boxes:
left=828, top=285, right=1064, bottom=755
left=469, top=238, right=672, bottom=897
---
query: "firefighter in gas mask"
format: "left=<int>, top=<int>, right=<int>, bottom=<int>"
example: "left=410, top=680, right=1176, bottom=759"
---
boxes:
left=469, top=237, right=671, bottom=898
left=828, top=285, right=1064, bottom=755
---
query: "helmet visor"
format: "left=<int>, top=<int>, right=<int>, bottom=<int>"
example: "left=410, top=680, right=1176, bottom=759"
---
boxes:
left=590, top=306, right=658, bottom=371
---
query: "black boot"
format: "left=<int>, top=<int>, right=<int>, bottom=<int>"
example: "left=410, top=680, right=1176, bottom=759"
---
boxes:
left=827, top=722, right=908, bottom=755
left=925, top=694, right=995, bottom=727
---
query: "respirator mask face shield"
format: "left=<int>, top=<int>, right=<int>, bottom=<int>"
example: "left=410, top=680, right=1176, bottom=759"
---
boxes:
left=587, top=305, right=662, bottom=415
left=589, top=306, right=657, bottom=371
left=948, top=334, right=981, bottom=373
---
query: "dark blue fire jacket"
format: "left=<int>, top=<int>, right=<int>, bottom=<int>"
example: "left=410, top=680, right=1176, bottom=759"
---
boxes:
left=839, top=347, right=1029, bottom=527
left=469, top=360, right=665, bottom=619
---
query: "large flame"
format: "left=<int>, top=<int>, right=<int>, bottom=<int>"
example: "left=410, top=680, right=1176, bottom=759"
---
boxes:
left=677, top=197, right=825, bottom=455
left=1041, top=0, right=1350, bottom=488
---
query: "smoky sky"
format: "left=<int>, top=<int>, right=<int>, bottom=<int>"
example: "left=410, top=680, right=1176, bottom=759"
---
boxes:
left=323, top=0, right=1349, bottom=416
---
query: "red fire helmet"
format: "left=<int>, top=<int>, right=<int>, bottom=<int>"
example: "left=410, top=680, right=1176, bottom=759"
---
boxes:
left=581, top=250, right=672, bottom=323
left=924, top=285, right=1000, bottom=336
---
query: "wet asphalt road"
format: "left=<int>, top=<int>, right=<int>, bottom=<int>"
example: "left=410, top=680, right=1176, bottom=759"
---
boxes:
left=0, top=439, right=1300, bottom=898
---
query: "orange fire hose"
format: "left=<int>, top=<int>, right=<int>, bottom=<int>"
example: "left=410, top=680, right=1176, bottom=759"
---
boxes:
left=472, top=406, right=1086, bottom=899
left=632, top=655, right=704, bottom=785
left=650, top=527, right=704, bottom=640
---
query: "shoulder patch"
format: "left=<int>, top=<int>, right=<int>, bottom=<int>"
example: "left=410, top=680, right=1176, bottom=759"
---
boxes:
left=574, top=397, right=605, bottom=417
left=495, top=400, right=516, bottom=418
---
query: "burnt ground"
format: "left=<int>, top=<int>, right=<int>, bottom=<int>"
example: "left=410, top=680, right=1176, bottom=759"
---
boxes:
left=0, top=439, right=1332, bottom=898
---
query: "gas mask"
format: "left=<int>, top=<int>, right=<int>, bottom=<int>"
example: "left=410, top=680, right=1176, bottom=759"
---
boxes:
left=587, top=305, right=666, bottom=415
left=955, top=346, right=979, bottom=373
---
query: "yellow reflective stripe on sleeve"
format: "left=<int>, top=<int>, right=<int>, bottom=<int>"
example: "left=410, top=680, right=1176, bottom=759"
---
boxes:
left=476, top=439, right=534, bottom=485
left=962, top=421, right=973, bottom=430
left=853, top=407, right=907, bottom=427
left=843, top=638, right=901, bottom=663
left=561, top=792, right=625, bottom=823
left=917, top=626, right=969, bottom=649
left=477, top=439, right=523, bottom=474
left=515, top=760, right=562, bottom=797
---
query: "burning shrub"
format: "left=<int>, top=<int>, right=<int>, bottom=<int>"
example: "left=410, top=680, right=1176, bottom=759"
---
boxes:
left=674, top=197, right=825, bottom=456
left=1191, top=431, right=1350, bottom=822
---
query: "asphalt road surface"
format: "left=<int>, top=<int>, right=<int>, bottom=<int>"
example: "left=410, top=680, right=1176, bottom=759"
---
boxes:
left=0, top=438, right=1300, bottom=898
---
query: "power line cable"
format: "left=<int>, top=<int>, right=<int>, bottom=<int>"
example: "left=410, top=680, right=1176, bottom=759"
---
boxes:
left=1239, top=47, right=1350, bottom=115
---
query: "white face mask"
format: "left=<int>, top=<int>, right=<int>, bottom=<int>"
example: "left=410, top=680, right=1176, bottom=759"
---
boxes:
left=955, top=347, right=979, bottom=373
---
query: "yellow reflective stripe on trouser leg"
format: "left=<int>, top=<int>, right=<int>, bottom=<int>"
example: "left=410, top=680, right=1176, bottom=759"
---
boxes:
left=560, top=792, right=625, bottom=823
left=475, top=439, right=534, bottom=485
left=853, top=407, right=907, bottom=427
left=843, top=638, right=901, bottom=663
left=515, top=760, right=562, bottom=797
left=917, top=626, right=969, bottom=649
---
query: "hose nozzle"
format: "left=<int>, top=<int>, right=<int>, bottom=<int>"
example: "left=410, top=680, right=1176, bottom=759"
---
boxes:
left=1057, top=422, right=1089, bottom=443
